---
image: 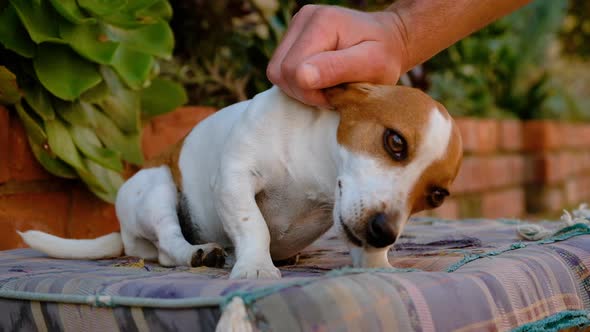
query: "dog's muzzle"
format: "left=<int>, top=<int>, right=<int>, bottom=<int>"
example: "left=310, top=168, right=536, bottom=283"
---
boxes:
left=366, top=213, right=398, bottom=248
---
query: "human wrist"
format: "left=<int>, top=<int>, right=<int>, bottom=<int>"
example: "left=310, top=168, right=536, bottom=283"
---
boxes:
left=372, top=9, right=411, bottom=77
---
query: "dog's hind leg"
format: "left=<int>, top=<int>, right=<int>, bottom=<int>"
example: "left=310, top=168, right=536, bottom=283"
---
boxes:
left=152, top=207, right=226, bottom=268
left=135, top=168, right=226, bottom=268
left=121, top=232, right=158, bottom=261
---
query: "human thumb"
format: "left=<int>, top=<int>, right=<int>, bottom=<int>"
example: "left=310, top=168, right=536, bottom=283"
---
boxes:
left=295, top=41, right=399, bottom=90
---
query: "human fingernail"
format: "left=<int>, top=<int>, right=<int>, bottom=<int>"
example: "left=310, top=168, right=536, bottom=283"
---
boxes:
left=301, top=63, right=320, bottom=88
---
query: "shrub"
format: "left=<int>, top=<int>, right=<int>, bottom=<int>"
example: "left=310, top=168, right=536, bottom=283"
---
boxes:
left=0, top=0, right=187, bottom=202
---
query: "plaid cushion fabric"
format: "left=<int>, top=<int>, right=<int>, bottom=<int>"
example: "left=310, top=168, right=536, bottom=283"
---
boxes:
left=1, top=218, right=589, bottom=331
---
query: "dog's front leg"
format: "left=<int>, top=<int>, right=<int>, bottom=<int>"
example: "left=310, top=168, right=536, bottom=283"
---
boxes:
left=214, top=169, right=281, bottom=279
left=349, top=245, right=393, bottom=268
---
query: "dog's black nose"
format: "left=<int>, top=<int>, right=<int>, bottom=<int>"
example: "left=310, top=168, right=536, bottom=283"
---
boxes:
left=366, top=213, right=397, bottom=248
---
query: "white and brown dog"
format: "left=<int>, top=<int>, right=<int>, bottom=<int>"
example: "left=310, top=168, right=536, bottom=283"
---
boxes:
left=19, top=84, right=462, bottom=279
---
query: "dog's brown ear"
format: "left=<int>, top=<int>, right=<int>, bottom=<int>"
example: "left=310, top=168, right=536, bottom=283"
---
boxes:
left=324, top=83, right=375, bottom=109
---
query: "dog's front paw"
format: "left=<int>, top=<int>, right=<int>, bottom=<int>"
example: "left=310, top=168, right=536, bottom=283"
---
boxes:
left=229, top=261, right=281, bottom=279
left=189, top=243, right=227, bottom=268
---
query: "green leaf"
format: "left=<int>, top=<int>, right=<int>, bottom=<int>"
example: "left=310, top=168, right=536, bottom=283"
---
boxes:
left=136, top=0, right=172, bottom=22
left=56, top=100, right=96, bottom=127
left=69, top=125, right=124, bottom=171
left=75, top=102, right=143, bottom=165
left=79, top=159, right=124, bottom=203
left=34, top=44, right=102, bottom=100
left=10, top=0, right=63, bottom=44
left=124, top=0, right=159, bottom=12
left=0, top=66, right=21, bottom=104
left=78, top=0, right=127, bottom=17
left=96, top=66, right=140, bottom=133
left=94, top=109, right=143, bottom=164
left=80, top=81, right=110, bottom=103
left=111, top=45, right=154, bottom=89
left=14, top=102, right=46, bottom=145
left=45, top=118, right=86, bottom=170
left=100, top=0, right=161, bottom=28
left=0, top=5, right=35, bottom=58
left=47, top=0, right=95, bottom=24
left=22, top=84, right=55, bottom=120
left=28, top=138, right=78, bottom=178
left=141, top=78, right=187, bottom=116
left=59, top=21, right=119, bottom=64
left=105, top=20, right=174, bottom=59
left=14, top=103, right=77, bottom=179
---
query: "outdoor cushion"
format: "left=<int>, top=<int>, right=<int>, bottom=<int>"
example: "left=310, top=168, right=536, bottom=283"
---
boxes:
left=1, top=218, right=590, bottom=331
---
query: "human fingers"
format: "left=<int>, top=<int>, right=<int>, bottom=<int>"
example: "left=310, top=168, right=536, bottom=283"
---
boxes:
left=295, top=41, right=402, bottom=91
left=267, top=5, right=319, bottom=95
left=277, top=6, right=360, bottom=102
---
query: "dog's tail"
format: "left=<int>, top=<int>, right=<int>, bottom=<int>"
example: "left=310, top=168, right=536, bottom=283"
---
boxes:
left=17, top=230, right=124, bottom=260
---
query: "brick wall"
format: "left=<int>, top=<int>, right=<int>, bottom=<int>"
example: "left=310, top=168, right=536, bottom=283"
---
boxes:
left=426, top=118, right=590, bottom=220
left=2, top=104, right=590, bottom=250
left=0, top=105, right=215, bottom=250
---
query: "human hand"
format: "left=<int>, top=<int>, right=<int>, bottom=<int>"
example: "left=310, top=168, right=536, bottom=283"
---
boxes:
left=267, top=5, right=407, bottom=107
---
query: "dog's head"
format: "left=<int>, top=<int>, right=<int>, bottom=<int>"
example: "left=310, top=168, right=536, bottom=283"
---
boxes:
left=325, top=83, right=463, bottom=248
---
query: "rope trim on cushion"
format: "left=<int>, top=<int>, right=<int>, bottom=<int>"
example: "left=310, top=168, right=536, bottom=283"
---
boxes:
left=0, top=290, right=223, bottom=308
left=221, top=266, right=421, bottom=309
left=510, top=310, right=590, bottom=332
left=518, top=203, right=590, bottom=240
left=446, top=222, right=590, bottom=272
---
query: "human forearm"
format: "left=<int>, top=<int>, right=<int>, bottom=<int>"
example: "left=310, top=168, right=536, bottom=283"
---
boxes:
left=387, top=0, right=532, bottom=72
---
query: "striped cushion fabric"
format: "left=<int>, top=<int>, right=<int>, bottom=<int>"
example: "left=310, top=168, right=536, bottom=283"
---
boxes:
left=1, top=218, right=589, bottom=331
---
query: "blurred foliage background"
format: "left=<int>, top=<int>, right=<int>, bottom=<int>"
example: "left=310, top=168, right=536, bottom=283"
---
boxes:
left=163, top=0, right=590, bottom=121
left=1, top=0, right=589, bottom=201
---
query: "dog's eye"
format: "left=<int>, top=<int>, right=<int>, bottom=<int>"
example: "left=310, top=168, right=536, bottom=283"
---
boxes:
left=383, top=129, right=408, bottom=161
left=427, top=188, right=449, bottom=208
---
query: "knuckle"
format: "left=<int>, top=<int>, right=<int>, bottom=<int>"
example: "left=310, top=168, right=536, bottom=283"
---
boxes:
left=314, top=5, right=342, bottom=22
left=298, top=4, right=318, bottom=16
left=280, top=59, right=297, bottom=79
left=266, top=63, right=280, bottom=84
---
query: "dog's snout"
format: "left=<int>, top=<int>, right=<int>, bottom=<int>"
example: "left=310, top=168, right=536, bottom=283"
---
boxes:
left=366, top=213, right=397, bottom=248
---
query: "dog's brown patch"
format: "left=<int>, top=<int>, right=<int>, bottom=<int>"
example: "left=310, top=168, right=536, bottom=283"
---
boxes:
left=326, top=84, right=463, bottom=214
left=143, top=137, right=186, bottom=190
left=326, top=84, right=434, bottom=167
left=409, top=111, right=463, bottom=213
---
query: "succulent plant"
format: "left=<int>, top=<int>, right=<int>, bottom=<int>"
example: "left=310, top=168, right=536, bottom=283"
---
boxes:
left=0, top=0, right=187, bottom=202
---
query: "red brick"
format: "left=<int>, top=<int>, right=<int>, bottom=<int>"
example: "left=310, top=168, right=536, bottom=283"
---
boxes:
left=0, top=106, right=9, bottom=183
left=526, top=185, right=564, bottom=214
left=565, top=178, right=583, bottom=206
left=452, top=155, right=525, bottom=193
left=561, top=123, right=585, bottom=148
left=498, top=119, right=523, bottom=152
left=452, top=156, right=487, bottom=193
left=431, top=198, right=459, bottom=219
left=9, top=113, right=52, bottom=181
left=481, top=188, right=525, bottom=218
left=456, top=118, right=498, bottom=154
left=528, top=153, right=571, bottom=184
left=566, top=152, right=589, bottom=176
left=67, top=186, right=119, bottom=239
left=563, top=124, right=590, bottom=149
left=0, top=191, right=70, bottom=250
left=523, top=120, right=563, bottom=152
left=579, top=125, right=590, bottom=147
left=487, top=155, right=525, bottom=188
left=142, top=106, right=216, bottom=160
